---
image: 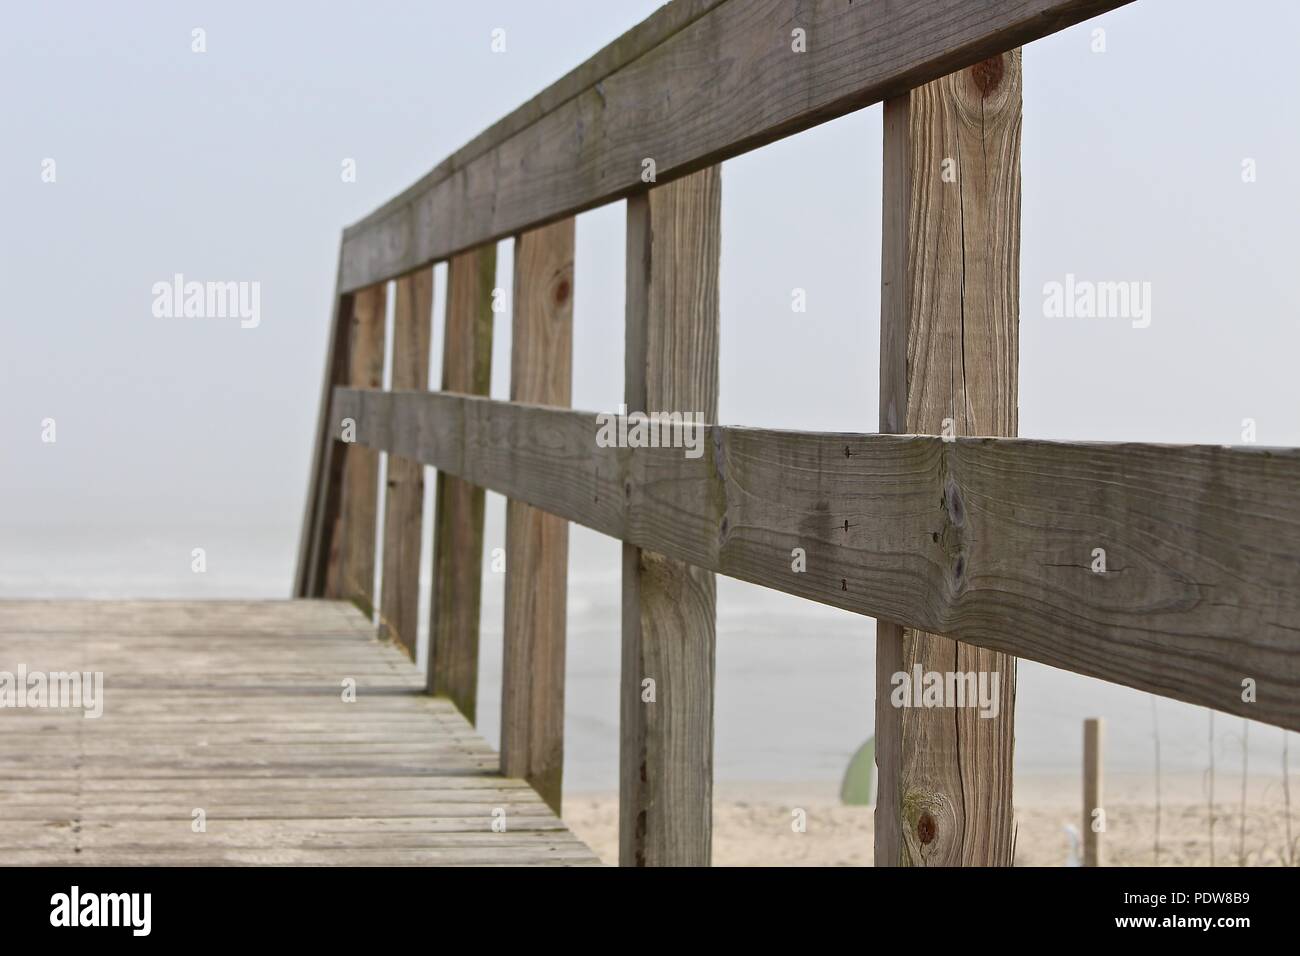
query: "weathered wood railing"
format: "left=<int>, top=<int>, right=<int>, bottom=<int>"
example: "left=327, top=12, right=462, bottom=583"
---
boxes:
left=296, top=0, right=1300, bottom=866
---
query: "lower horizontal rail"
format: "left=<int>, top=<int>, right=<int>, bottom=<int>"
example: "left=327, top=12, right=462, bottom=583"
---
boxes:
left=333, top=387, right=1300, bottom=731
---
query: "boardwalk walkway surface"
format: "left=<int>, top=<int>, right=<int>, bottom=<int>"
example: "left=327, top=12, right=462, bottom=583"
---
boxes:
left=0, top=600, right=599, bottom=866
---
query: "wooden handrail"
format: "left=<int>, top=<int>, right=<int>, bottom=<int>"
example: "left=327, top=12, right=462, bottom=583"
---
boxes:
left=335, top=0, right=1132, bottom=293
left=329, top=385, right=1300, bottom=733
left=297, top=0, right=1298, bottom=867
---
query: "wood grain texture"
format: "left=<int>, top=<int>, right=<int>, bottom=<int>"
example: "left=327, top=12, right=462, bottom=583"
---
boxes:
left=379, top=268, right=434, bottom=658
left=332, top=387, right=1300, bottom=733
left=0, top=600, right=599, bottom=866
left=344, top=0, right=726, bottom=244
left=338, top=0, right=1130, bottom=292
left=500, top=220, right=575, bottom=813
left=875, top=51, right=1022, bottom=868
left=427, top=246, right=496, bottom=721
left=620, top=169, right=720, bottom=867
left=324, top=283, right=387, bottom=617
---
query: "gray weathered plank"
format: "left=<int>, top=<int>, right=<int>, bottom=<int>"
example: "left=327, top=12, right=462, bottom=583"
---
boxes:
left=500, top=219, right=575, bottom=813
left=324, top=283, right=387, bottom=616
left=332, top=388, right=1300, bottom=731
left=620, top=168, right=720, bottom=866
left=338, top=0, right=1131, bottom=292
left=0, top=599, right=360, bottom=633
left=345, top=0, right=727, bottom=246
left=379, top=268, right=434, bottom=657
left=0, top=600, right=599, bottom=867
left=427, top=246, right=496, bottom=720
left=874, top=51, right=1021, bottom=868
left=296, top=245, right=351, bottom=597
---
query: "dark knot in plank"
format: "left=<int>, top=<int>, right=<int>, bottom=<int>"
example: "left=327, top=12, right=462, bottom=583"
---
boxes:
left=969, top=55, right=1005, bottom=97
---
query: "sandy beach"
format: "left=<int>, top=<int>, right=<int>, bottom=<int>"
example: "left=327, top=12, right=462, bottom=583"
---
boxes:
left=565, top=772, right=1299, bottom=866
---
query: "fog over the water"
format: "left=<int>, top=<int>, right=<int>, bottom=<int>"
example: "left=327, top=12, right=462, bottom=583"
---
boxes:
left=4, top=1, right=1298, bottom=790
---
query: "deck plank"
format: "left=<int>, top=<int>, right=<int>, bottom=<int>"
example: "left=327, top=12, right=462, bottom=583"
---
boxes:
left=0, top=600, right=600, bottom=866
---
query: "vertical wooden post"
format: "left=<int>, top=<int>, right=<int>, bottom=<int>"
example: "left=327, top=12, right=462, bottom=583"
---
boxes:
left=619, top=167, right=720, bottom=867
left=500, top=219, right=575, bottom=813
left=874, top=51, right=1022, bottom=866
left=1084, top=717, right=1104, bottom=866
left=427, top=245, right=496, bottom=721
left=296, top=245, right=350, bottom=598
left=323, top=281, right=387, bottom=617
left=378, top=268, right=434, bottom=657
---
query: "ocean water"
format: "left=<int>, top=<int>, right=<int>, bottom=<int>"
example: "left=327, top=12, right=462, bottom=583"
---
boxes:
left=2, top=520, right=1289, bottom=795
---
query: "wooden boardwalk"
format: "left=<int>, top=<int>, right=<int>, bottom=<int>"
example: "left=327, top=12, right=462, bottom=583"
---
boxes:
left=10, top=0, right=1294, bottom=868
left=0, top=600, right=599, bottom=866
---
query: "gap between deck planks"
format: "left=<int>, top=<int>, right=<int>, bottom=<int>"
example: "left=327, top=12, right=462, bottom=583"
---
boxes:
left=0, top=600, right=600, bottom=866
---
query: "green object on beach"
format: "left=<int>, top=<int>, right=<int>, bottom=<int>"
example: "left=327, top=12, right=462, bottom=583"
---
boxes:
left=840, top=736, right=876, bottom=806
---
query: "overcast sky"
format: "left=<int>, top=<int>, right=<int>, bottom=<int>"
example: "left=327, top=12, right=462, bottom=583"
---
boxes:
left=3, top=0, right=1298, bottom=580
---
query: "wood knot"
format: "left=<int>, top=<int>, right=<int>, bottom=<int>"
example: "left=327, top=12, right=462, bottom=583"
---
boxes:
left=969, top=55, right=1005, bottom=97
left=917, top=812, right=937, bottom=844
left=553, top=277, right=572, bottom=307
left=943, top=478, right=965, bottom=528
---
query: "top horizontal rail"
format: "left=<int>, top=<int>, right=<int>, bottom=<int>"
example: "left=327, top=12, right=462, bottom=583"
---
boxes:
left=339, top=0, right=1131, bottom=292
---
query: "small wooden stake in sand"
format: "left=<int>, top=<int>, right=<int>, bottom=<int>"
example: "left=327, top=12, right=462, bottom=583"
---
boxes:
left=1084, top=718, right=1104, bottom=866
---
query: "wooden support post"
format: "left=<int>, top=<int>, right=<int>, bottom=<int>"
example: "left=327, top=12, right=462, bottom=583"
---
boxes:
left=378, top=268, right=434, bottom=658
left=323, top=282, right=387, bottom=617
left=1084, top=717, right=1104, bottom=866
left=619, top=167, right=720, bottom=867
left=500, top=219, right=575, bottom=813
left=297, top=245, right=352, bottom=599
left=874, top=51, right=1022, bottom=866
left=427, top=245, right=496, bottom=721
